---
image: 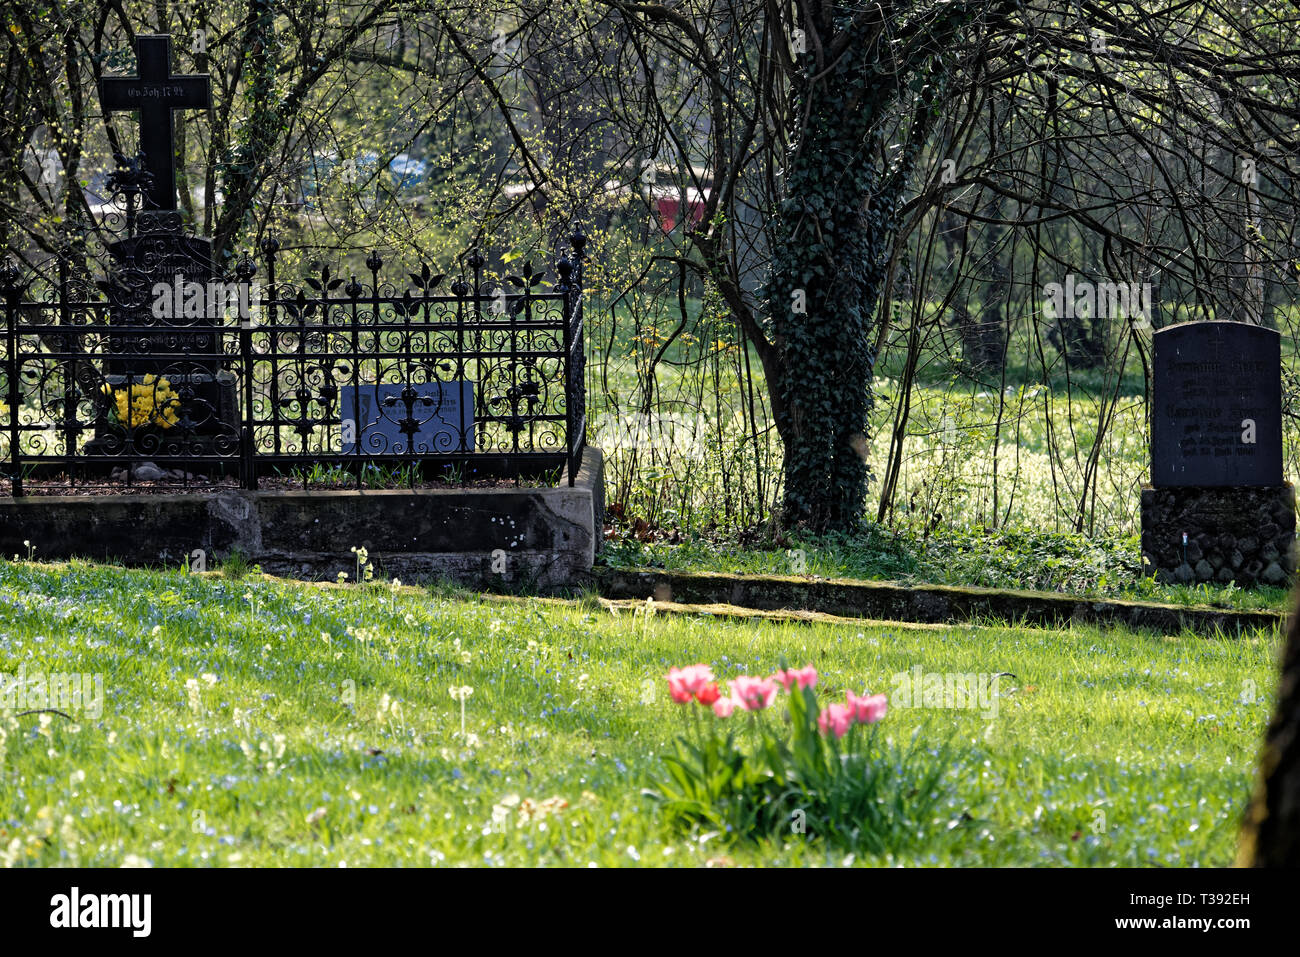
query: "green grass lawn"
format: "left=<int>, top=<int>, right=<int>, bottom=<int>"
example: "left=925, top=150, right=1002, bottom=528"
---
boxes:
left=0, top=558, right=1281, bottom=866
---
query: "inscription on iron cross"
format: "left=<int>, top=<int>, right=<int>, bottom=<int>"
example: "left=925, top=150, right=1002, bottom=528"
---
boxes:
left=98, top=35, right=211, bottom=212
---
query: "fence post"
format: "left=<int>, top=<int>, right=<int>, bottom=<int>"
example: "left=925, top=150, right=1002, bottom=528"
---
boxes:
left=2, top=260, right=22, bottom=497
left=236, top=255, right=257, bottom=491
left=468, top=249, right=485, bottom=465
left=568, top=230, right=586, bottom=487
left=245, top=237, right=279, bottom=490
left=58, top=249, right=77, bottom=488
left=558, top=254, right=573, bottom=486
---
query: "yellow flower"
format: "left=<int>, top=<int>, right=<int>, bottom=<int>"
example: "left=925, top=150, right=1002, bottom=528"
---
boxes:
left=106, top=374, right=181, bottom=429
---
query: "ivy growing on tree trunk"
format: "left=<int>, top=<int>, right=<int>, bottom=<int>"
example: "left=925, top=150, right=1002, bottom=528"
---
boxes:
left=765, top=17, right=882, bottom=531
left=763, top=2, right=1000, bottom=532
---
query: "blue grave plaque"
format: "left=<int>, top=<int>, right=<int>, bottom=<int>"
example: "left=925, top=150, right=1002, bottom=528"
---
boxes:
left=340, top=382, right=474, bottom=455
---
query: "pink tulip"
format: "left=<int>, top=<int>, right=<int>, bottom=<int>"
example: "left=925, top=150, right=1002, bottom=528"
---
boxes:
left=666, top=664, right=715, bottom=704
left=712, top=695, right=737, bottom=718
left=667, top=683, right=693, bottom=704
left=846, top=691, right=888, bottom=724
left=818, top=703, right=854, bottom=739
left=774, top=665, right=819, bottom=691
left=731, top=675, right=777, bottom=711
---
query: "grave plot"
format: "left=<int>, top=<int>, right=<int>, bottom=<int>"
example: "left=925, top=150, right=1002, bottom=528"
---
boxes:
left=0, top=36, right=602, bottom=591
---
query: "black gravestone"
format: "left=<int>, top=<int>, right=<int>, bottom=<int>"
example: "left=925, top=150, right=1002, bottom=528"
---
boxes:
left=87, top=210, right=238, bottom=457
left=1150, top=321, right=1282, bottom=487
left=103, top=210, right=218, bottom=376
left=99, top=35, right=210, bottom=213
left=90, top=36, right=235, bottom=456
left=97, top=33, right=214, bottom=373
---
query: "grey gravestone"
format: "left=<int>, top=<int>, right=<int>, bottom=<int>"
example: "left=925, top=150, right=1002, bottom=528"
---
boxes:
left=1150, top=320, right=1282, bottom=487
left=341, top=382, right=475, bottom=455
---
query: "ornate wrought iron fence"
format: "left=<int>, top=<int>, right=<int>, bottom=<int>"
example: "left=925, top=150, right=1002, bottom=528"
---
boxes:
left=1, top=233, right=587, bottom=495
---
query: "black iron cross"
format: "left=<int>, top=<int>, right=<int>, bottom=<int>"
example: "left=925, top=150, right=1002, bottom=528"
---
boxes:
left=99, top=35, right=210, bottom=212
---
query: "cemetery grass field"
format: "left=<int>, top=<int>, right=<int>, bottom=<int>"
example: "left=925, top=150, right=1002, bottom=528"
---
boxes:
left=594, top=311, right=1300, bottom=613
left=0, top=558, right=1279, bottom=867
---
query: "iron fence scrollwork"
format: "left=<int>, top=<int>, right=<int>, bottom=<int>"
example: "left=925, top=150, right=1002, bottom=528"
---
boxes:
left=0, top=231, right=587, bottom=495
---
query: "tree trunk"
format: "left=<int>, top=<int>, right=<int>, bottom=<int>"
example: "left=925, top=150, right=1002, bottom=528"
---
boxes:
left=1238, top=600, right=1300, bottom=866
left=765, top=9, right=936, bottom=532
left=765, top=98, right=882, bottom=532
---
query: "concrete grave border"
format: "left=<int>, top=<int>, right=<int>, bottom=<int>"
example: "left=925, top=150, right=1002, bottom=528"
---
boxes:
left=0, top=448, right=604, bottom=592
left=595, top=566, right=1286, bottom=637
